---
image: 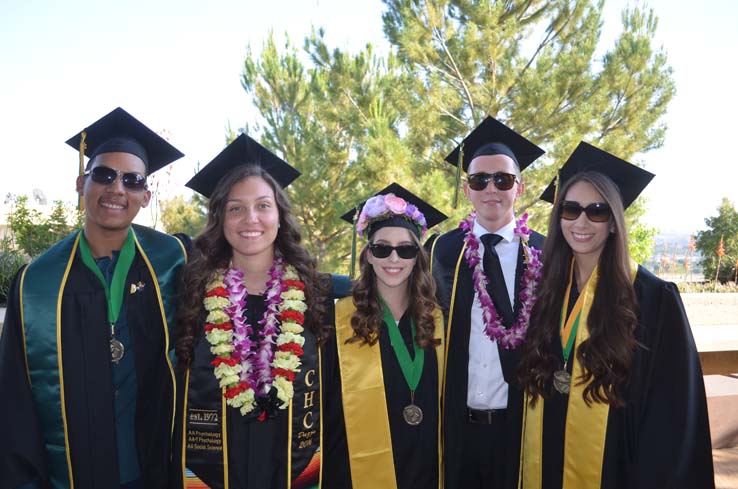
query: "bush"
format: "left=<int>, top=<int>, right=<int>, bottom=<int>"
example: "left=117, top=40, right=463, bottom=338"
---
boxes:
left=0, top=238, right=28, bottom=306
left=677, top=281, right=738, bottom=293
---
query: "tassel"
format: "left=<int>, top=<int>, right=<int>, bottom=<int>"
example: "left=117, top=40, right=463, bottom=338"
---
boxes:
left=553, top=169, right=560, bottom=204
left=453, top=142, right=464, bottom=209
left=78, top=131, right=87, bottom=177
left=349, top=207, right=359, bottom=279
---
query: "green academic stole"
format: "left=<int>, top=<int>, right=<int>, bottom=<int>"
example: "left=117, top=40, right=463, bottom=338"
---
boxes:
left=181, top=324, right=322, bottom=489
left=333, top=297, right=445, bottom=489
left=20, top=226, right=186, bottom=489
left=520, top=260, right=638, bottom=489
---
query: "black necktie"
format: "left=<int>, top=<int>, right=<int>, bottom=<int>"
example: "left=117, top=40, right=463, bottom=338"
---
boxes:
left=480, top=233, right=514, bottom=326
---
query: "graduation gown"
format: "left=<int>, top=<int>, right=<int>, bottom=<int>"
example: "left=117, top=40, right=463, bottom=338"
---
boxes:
left=0, top=226, right=188, bottom=489
left=322, top=299, right=443, bottom=489
left=522, top=266, right=714, bottom=489
left=427, top=227, right=545, bottom=489
left=171, top=280, right=334, bottom=489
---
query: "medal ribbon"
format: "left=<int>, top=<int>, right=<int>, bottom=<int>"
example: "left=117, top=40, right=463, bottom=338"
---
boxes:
left=78, top=229, right=136, bottom=327
left=381, top=297, right=424, bottom=392
left=560, top=259, right=584, bottom=364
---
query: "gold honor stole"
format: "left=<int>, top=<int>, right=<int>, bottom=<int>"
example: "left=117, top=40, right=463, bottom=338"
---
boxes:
left=334, top=297, right=445, bottom=489
left=520, top=260, right=638, bottom=489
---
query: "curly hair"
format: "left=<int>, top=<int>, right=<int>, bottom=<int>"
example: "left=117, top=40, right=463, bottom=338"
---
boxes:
left=175, top=164, right=328, bottom=367
left=348, top=231, right=441, bottom=350
left=518, top=171, right=639, bottom=407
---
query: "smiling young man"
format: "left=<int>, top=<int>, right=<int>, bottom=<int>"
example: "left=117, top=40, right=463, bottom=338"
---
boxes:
left=427, top=117, right=545, bottom=489
left=0, top=108, right=188, bottom=489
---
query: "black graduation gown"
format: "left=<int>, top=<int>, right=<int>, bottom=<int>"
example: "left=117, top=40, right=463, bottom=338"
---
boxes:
left=536, top=266, right=714, bottom=489
left=322, top=312, right=440, bottom=489
left=0, top=253, right=181, bottom=489
left=170, top=295, right=290, bottom=489
left=427, top=227, right=545, bottom=489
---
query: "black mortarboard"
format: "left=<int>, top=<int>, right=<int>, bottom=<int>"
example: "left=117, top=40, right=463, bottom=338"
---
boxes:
left=66, top=107, right=184, bottom=175
left=340, top=183, right=448, bottom=237
left=186, top=133, right=301, bottom=198
left=539, top=141, right=655, bottom=209
left=445, top=116, right=545, bottom=173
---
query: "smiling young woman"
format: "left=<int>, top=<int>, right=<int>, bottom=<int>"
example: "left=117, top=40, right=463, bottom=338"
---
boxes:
left=517, top=143, right=714, bottom=489
left=323, top=183, right=448, bottom=489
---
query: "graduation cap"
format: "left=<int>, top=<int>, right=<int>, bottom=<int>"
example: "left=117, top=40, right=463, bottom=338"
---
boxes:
left=539, top=141, right=655, bottom=209
left=186, top=133, right=301, bottom=198
left=340, top=183, right=447, bottom=278
left=444, top=116, right=544, bottom=207
left=66, top=107, right=184, bottom=175
left=445, top=116, right=545, bottom=173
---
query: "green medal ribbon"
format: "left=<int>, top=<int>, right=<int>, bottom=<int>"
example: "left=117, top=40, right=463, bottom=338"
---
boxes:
left=78, top=229, right=136, bottom=332
left=560, top=259, right=584, bottom=364
left=380, top=297, right=424, bottom=391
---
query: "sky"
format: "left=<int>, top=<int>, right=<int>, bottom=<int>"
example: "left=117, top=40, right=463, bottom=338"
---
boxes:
left=1, top=0, right=736, bottom=235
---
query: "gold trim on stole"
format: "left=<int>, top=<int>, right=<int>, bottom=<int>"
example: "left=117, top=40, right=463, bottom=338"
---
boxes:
left=441, top=241, right=468, bottom=407
left=222, top=387, right=229, bottom=489
left=58, top=233, right=81, bottom=488
left=19, top=266, right=31, bottom=385
left=521, top=261, right=638, bottom=489
left=181, top=368, right=190, bottom=488
left=133, top=232, right=178, bottom=439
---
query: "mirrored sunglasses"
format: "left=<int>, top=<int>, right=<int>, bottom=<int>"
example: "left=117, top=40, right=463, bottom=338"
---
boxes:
left=84, top=165, right=148, bottom=191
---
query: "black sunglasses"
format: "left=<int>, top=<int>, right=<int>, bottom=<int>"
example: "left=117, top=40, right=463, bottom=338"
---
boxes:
left=369, top=243, right=420, bottom=259
left=84, top=166, right=148, bottom=191
left=467, top=172, right=518, bottom=191
left=559, top=201, right=612, bottom=223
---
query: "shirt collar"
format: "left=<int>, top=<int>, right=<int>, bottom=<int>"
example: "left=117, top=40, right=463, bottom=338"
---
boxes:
left=473, top=217, right=517, bottom=243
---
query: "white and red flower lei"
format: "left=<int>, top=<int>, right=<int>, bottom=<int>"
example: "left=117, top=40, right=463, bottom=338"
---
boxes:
left=203, top=254, right=307, bottom=419
left=459, top=212, right=543, bottom=349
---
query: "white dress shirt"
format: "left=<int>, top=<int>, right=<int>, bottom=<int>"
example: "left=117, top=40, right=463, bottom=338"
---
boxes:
left=466, top=217, right=520, bottom=410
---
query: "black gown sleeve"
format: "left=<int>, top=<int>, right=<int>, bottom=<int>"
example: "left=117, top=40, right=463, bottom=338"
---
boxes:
left=0, top=267, right=48, bottom=489
left=321, top=329, right=353, bottom=489
left=632, top=281, right=714, bottom=489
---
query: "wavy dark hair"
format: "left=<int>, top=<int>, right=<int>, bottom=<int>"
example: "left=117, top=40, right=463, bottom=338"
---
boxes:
left=175, top=164, right=328, bottom=367
left=518, top=171, right=639, bottom=407
left=348, top=230, right=441, bottom=350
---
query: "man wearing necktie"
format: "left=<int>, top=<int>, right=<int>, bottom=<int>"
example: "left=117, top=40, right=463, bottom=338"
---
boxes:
left=427, top=117, right=545, bottom=489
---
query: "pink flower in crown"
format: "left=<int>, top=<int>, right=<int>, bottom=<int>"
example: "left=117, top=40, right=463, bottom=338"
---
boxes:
left=384, top=194, right=407, bottom=214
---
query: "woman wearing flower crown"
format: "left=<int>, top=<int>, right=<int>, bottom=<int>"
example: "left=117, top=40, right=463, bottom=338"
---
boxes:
left=323, top=184, right=447, bottom=489
left=517, top=143, right=714, bottom=489
left=170, top=135, right=331, bottom=489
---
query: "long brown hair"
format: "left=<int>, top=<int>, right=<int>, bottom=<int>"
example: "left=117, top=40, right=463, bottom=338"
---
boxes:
left=175, top=164, right=328, bottom=366
left=518, top=171, right=639, bottom=407
left=348, top=231, right=441, bottom=349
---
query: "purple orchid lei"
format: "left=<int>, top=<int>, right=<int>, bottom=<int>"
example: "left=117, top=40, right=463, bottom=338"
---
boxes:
left=459, top=212, right=543, bottom=349
left=223, top=254, right=286, bottom=396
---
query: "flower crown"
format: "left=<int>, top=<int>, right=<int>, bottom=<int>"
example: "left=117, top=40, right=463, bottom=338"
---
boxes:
left=356, top=193, right=428, bottom=238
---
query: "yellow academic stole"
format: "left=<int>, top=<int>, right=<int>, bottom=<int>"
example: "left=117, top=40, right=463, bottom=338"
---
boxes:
left=334, top=297, right=445, bottom=489
left=520, top=260, right=637, bottom=489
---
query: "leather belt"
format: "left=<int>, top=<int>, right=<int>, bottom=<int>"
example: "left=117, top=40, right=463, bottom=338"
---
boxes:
left=467, top=407, right=506, bottom=424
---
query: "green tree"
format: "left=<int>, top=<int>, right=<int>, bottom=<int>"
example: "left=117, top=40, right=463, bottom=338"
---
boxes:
left=160, top=193, right=208, bottom=237
left=696, top=198, right=738, bottom=283
left=239, top=1, right=674, bottom=272
left=7, top=197, right=78, bottom=259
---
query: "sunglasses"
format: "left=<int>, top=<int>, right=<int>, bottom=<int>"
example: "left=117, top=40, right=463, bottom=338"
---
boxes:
left=467, top=172, right=518, bottom=191
left=84, top=166, right=148, bottom=191
left=369, top=243, right=420, bottom=259
left=559, top=201, right=612, bottom=223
